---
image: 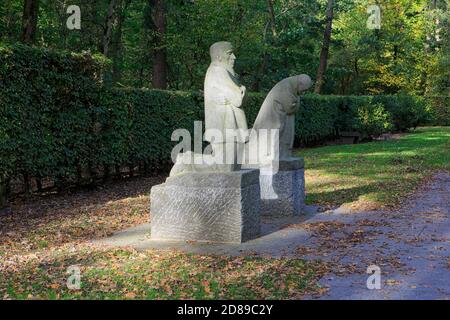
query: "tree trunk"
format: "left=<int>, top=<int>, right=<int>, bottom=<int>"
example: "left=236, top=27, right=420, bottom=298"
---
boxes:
left=420, top=0, right=438, bottom=94
left=112, top=0, right=131, bottom=84
left=5, top=1, right=18, bottom=40
left=103, top=0, right=118, bottom=56
left=151, top=0, right=168, bottom=89
left=20, top=0, right=40, bottom=44
left=314, top=0, right=334, bottom=94
left=267, top=0, right=277, bottom=37
left=252, top=1, right=277, bottom=91
left=23, top=173, right=31, bottom=195
left=0, top=176, right=7, bottom=209
left=252, top=51, right=269, bottom=92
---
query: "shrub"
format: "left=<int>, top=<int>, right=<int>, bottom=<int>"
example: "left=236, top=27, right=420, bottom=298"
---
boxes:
left=353, top=102, right=393, bottom=137
left=99, top=88, right=202, bottom=171
left=426, top=96, right=450, bottom=126
left=372, top=95, right=429, bottom=131
left=0, top=44, right=107, bottom=186
left=297, top=95, right=340, bottom=145
left=0, top=44, right=433, bottom=194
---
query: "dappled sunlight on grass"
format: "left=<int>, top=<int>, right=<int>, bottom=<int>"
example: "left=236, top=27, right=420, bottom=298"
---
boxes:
left=0, top=177, right=164, bottom=256
left=0, top=171, right=330, bottom=300
left=298, top=127, right=450, bottom=210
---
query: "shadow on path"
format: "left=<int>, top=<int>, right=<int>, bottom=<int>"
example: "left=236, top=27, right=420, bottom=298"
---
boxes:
left=95, top=171, right=449, bottom=300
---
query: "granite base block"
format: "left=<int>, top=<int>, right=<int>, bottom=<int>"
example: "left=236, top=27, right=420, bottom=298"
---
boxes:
left=245, top=157, right=305, bottom=216
left=150, top=169, right=261, bottom=243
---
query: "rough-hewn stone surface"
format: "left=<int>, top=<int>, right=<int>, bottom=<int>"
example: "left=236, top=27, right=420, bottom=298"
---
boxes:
left=150, top=170, right=261, bottom=243
left=258, top=158, right=305, bottom=216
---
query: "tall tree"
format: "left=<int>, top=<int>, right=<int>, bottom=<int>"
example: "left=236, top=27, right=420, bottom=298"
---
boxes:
left=267, top=0, right=277, bottom=37
left=252, top=0, right=277, bottom=91
left=150, top=0, right=168, bottom=89
left=314, top=0, right=334, bottom=93
left=111, top=0, right=132, bottom=84
left=20, top=0, right=40, bottom=44
left=103, top=0, right=118, bottom=56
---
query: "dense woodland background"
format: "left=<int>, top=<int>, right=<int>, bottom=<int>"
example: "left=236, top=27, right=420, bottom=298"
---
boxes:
left=1, top=0, right=448, bottom=95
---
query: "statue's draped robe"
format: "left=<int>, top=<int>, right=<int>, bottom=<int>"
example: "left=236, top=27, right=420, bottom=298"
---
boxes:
left=250, top=76, right=301, bottom=161
left=204, top=62, right=248, bottom=143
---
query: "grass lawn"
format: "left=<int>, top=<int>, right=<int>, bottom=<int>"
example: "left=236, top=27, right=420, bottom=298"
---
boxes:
left=0, top=247, right=327, bottom=299
left=298, top=127, right=450, bottom=211
left=0, top=126, right=448, bottom=299
left=0, top=179, right=327, bottom=299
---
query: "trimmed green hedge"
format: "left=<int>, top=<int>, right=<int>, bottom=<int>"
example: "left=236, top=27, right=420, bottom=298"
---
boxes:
left=245, top=93, right=430, bottom=145
left=0, top=44, right=434, bottom=193
left=98, top=88, right=202, bottom=171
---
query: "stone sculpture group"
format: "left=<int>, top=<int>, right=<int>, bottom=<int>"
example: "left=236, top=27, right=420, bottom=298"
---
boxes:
left=151, top=41, right=312, bottom=243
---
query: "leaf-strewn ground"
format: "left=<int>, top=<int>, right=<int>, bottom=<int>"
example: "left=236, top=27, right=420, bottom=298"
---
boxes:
left=1, top=127, right=448, bottom=299
left=1, top=171, right=326, bottom=299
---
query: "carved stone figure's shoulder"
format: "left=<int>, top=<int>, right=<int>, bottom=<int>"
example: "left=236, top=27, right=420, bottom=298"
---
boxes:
left=207, top=64, right=227, bottom=74
left=267, top=82, right=287, bottom=99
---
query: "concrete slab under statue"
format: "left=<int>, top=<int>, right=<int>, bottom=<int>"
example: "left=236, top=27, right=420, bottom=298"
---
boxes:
left=149, top=41, right=313, bottom=244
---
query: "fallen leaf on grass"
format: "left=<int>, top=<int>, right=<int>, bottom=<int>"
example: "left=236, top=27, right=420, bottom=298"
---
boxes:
left=386, top=279, right=402, bottom=286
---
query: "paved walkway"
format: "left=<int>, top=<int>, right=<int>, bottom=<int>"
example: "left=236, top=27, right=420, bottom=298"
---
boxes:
left=309, top=171, right=449, bottom=299
left=94, top=172, right=450, bottom=300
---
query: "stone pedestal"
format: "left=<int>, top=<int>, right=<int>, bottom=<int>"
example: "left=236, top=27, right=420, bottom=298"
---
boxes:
left=150, top=169, right=261, bottom=243
left=245, top=157, right=305, bottom=216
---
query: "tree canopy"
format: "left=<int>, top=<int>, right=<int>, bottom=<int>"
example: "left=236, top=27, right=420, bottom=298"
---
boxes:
left=0, top=0, right=448, bottom=95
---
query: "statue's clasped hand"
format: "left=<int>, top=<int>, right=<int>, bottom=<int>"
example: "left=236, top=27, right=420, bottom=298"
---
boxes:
left=240, top=85, right=246, bottom=97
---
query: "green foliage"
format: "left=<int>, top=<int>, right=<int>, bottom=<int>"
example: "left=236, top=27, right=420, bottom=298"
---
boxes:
left=0, top=43, right=201, bottom=185
left=100, top=87, right=202, bottom=169
left=297, top=95, right=340, bottom=145
left=372, top=95, right=429, bottom=131
left=0, top=44, right=107, bottom=182
left=353, top=102, right=393, bottom=137
left=1, top=0, right=448, bottom=95
left=297, top=94, right=427, bottom=143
